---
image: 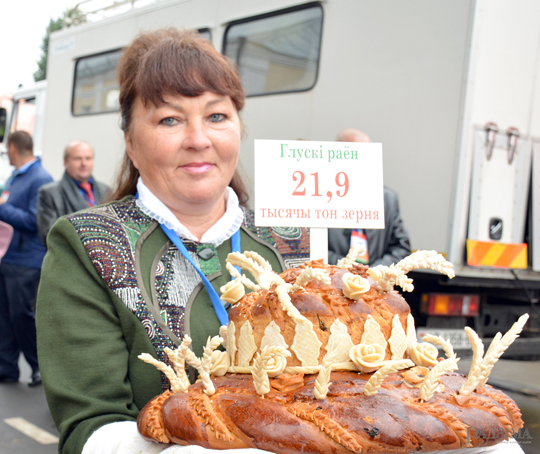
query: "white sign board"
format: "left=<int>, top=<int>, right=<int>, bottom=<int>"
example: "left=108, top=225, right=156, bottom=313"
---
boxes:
left=254, top=140, right=385, bottom=229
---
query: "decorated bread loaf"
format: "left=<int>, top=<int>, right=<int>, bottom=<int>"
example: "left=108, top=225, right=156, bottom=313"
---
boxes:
left=138, top=249, right=528, bottom=453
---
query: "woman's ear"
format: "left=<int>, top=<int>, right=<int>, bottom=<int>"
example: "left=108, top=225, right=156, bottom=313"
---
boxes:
left=125, top=131, right=139, bottom=170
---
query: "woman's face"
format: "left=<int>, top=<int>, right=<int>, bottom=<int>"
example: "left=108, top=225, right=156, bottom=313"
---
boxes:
left=126, top=91, right=241, bottom=215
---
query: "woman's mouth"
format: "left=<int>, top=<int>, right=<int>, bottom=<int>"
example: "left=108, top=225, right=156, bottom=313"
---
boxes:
left=182, top=162, right=213, bottom=173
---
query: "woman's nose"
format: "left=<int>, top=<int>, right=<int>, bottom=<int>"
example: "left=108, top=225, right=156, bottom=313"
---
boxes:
left=183, top=121, right=212, bottom=150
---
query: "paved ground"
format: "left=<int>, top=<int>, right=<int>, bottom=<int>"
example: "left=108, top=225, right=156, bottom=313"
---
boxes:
left=1, top=356, right=539, bottom=453
left=0, top=357, right=58, bottom=454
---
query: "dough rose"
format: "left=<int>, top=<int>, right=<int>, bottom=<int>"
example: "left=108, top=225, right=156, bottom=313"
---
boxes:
left=220, top=279, right=245, bottom=305
left=210, top=350, right=231, bottom=376
left=342, top=273, right=370, bottom=300
left=408, top=342, right=439, bottom=367
left=265, top=355, right=287, bottom=377
left=349, top=343, right=386, bottom=373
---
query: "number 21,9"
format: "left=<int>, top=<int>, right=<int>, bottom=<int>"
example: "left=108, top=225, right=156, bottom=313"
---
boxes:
left=292, top=171, right=349, bottom=202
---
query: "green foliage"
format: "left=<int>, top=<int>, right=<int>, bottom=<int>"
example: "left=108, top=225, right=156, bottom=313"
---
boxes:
left=34, top=8, right=86, bottom=82
left=0, top=107, right=7, bottom=142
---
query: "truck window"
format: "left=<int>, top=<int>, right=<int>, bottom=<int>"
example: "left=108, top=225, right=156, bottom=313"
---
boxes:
left=72, top=49, right=123, bottom=116
left=223, top=2, right=323, bottom=97
left=72, top=28, right=210, bottom=116
left=199, top=28, right=212, bottom=42
left=10, top=98, right=36, bottom=135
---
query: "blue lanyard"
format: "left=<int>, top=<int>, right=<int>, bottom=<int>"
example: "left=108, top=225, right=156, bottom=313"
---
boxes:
left=161, top=224, right=240, bottom=326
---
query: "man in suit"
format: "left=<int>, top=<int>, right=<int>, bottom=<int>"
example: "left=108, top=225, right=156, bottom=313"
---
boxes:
left=0, top=131, right=53, bottom=386
left=328, top=129, right=411, bottom=267
left=37, top=140, right=110, bottom=244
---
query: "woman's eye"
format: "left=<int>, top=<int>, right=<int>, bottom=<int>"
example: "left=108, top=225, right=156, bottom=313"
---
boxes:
left=161, top=117, right=177, bottom=126
left=210, top=114, right=225, bottom=123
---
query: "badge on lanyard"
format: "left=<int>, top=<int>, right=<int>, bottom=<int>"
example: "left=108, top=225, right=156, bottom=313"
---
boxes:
left=350, top=229, right=369, bottom=264
left=1, top=191, right=9, bottom=201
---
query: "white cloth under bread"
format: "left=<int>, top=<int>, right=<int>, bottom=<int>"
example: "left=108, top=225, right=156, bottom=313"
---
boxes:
left=81, top=421, right=273, bottom=454
left=163, top=446, right=274, bottom=454
left=434, top=441, right=526, bottom=453
left=82, top=422, right=166, bottom=454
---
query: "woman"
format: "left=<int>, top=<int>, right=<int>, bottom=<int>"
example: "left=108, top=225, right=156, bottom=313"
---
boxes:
left=36, top=28, right=310, bottom=454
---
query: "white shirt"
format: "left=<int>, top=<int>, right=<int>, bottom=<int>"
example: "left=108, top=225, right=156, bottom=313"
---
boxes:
left=135, top=177, right=244, bottom=246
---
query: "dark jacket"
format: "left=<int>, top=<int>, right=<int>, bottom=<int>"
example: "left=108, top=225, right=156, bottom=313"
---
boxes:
left=0, top=159, right=53, bottom=268
left=37, top=171, right=110, bottom=244
left=328, top=186, right=411, bottom=267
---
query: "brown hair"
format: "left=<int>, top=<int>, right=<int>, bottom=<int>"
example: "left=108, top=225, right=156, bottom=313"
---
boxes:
left=7, top=130, right=33, bottom=155
left=110, top=28, right=248, bottom=205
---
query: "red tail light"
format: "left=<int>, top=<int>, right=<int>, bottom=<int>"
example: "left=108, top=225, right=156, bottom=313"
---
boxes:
left=421, top=294, right=480, bottom=317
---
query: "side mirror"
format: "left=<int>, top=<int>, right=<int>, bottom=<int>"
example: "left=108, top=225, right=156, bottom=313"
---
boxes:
left=0, top=108, right=6, bottom=143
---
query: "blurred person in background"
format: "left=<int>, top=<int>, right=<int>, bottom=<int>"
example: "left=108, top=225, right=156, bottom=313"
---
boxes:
left=36, top=28, right=308, bottom=454
left=328, top=128, right=411, bottom=267
left=37, top=140, right=110, bottom=244
left=0, top=130, right=53, bottom=387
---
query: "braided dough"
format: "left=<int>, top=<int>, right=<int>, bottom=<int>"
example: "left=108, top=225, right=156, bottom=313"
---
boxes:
left=138, top=371, right=523, bottom=453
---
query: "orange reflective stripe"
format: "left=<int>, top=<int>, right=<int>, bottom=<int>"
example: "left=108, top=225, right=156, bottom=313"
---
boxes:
left=508, top=246, right=528, bottom=269
left=467, top=240, right=528, bottom=269
left=495, top=243, right=525, bottom=268
left=467, top=240, right=493, bottom=266
left=482, top=242, right=506, bottom=266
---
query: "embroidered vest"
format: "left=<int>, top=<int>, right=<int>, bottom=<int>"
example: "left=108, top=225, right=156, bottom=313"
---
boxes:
left=67, top=196, right=310, bottom=388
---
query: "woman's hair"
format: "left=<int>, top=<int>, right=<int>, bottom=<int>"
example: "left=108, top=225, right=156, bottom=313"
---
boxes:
left=110, top=28, right=248, bottom=205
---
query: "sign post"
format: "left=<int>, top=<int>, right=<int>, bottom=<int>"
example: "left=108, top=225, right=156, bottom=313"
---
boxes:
left=309, top=227, right=329, bottom=264
left=254, top=140, right=385, bottom=262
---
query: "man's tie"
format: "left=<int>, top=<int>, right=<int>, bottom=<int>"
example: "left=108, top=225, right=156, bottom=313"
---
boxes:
left=79, top=182, right=95, bottom=206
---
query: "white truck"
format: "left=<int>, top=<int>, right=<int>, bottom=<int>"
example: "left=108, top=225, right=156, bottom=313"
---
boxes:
left=0, top=81, right=48, bottom=188
left=3, top=0, right=539, bottom=354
